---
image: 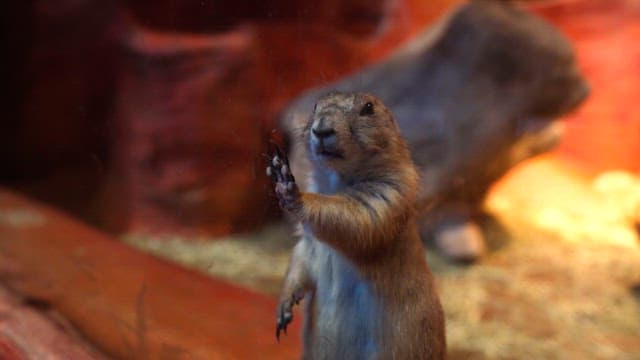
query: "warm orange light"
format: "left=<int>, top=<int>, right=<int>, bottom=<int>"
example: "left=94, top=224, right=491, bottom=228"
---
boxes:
left=487, top=155, right=640, bottom=247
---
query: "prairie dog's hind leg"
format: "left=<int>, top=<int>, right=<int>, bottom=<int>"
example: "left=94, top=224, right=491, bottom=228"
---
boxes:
left=277, top=240, right=313, bottom=341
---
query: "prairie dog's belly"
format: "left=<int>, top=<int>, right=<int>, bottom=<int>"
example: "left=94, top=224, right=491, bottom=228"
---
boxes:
left=304, top=238, right=382, bottom=359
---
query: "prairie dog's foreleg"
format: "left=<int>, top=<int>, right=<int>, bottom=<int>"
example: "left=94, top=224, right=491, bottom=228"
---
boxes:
left=277, top=240, right=312, bottom=340
left=267, top=150, right=410, bottom=260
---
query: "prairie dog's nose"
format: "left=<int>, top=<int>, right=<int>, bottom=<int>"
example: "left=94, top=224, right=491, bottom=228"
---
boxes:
left=311, top=126, right=335, bottom=139
left=311, top=116, right=336, bottom=139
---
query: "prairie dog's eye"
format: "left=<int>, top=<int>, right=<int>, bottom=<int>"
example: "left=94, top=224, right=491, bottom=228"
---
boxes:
left=360, top=102, right=374, bottom=116
left=313, top=103, right=318, bottom=113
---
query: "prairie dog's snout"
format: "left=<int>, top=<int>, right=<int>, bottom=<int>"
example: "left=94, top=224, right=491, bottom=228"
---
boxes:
left=310, top=117, right=338, bottom=155
left=311, top=117, right=336, bottom=142
left=310, top=102, right=347, bottom=158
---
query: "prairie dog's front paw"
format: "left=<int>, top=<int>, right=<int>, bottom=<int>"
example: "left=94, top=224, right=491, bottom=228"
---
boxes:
left=266, top=145, right=301, bottom=212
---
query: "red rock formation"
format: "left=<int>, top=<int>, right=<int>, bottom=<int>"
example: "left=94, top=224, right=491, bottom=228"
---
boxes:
left=115, top=26, right=266, bottom=234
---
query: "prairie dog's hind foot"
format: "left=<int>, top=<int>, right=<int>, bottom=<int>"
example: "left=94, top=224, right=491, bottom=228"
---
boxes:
left=276, top=291, right=304, bottom=341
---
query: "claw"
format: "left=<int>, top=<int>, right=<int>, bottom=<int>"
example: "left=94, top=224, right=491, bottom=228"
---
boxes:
left=267, top=164, right=280, bottom=182
left=270, top=140, right=285, bottom=160
left=276, top=324, right=281, bottom=342
left=274, top=143, right=284, bottom=159
left=270, top=141, right=290, bottom=167
left=282, top=164, right=296, bottom=183
left=276, top=319, right=288, bottom=342
left=276, top=307, right=294, bottom=342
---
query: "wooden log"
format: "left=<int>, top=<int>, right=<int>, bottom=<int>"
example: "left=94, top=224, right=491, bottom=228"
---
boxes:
left=0, top=188, right=300, bottom=359
left=0, top=286, right=107, bottom=359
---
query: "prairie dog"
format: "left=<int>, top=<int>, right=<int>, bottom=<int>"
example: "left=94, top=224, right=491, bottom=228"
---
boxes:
left=267, top=92, right=445, bottom=359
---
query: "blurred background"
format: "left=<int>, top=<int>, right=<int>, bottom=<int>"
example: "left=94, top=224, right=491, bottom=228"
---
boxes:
left=1, top=0, right=639, bottom=359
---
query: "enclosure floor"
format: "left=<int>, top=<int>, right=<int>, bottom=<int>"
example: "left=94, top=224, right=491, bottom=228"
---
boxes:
left=126, top=156, right=640, bottom=360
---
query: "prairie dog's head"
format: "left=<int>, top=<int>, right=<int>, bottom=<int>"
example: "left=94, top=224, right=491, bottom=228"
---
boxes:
left=306, top=92, right=407, bottom=173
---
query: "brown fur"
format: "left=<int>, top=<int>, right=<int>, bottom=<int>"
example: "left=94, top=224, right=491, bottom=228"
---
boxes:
left=268, top=92, right=445, bottom=359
